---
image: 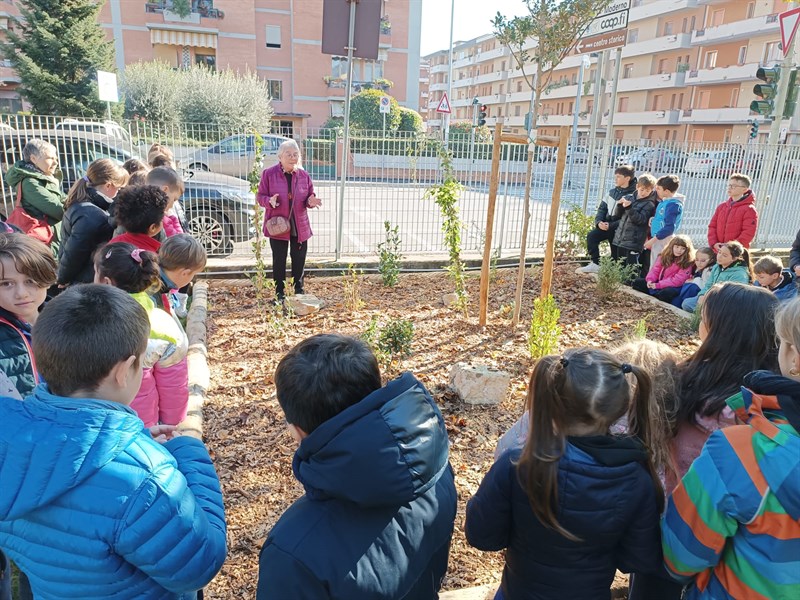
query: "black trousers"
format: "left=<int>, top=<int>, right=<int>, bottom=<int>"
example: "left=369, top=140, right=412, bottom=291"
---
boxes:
left=270, top=236, right=307, bottom=297
left=611, top=245, right=642, bottom=281
left=586, top=227, right=615, bottom=265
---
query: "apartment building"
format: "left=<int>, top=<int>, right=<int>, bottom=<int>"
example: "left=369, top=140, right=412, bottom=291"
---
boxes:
left=423, top=0, right=790, bottom=143
left=418, top=59, right=430, bottom=116
left=0, top=0, right=423, bottom=135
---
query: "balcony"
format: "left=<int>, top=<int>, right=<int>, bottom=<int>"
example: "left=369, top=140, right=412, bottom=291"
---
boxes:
left=144, top=1, right=224, bottom=21
left=430, top=63, right=449, bottom=74
left=623, top=33, right=692, bottom=58
left=603, top=110, right=681, bottom=126
left=691, top=14, right=779, bottom=45
left=452, top=77, right=475, bottom=89
left=629, top=0, right=698, bottom=22
left=473, top=70, right=505, bottom=85
left=680, top=107, right=753, bottom=123
left=609, top=71, right=687, bottom=93
left=475, top=46, right=509, bottom=62
left=429, top=82, right=448, bottom=92
left=685, top=63, right=755, bottom=85
left=538, top=114, right=587, bottom=127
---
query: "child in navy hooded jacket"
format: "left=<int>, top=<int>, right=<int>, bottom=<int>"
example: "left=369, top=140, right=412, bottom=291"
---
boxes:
left=257, top=334, right=457, bottom=600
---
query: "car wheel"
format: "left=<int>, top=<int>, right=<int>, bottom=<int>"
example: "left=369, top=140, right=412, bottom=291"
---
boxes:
left=188, top=163, right=209, bottom=171
left=186, top=208, right=233, bottom=257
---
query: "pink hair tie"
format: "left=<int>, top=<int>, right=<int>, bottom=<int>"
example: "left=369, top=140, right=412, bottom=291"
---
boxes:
left=131, top=248, right=143, bottom=264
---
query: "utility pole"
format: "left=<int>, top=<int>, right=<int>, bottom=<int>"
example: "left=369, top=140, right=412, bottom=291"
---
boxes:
left=583, top=51, right=604, bottom=211
left=565, top=54, right=591, bottom=188
left=596, top=46, right=623, bottom=207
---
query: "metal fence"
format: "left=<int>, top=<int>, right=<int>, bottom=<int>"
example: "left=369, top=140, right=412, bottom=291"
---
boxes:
left=0, top=113, right=797, bottom=260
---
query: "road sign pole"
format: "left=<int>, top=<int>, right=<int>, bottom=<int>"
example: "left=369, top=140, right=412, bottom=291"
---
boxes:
left=566, top=55, right=590, bottom=188
left=583, top=50, right=605, bottom=211
left=335, top=0, right=357, bottom=261
left=444, top=0, right=455, bottom=147
left=596, top=46, right=623, bottom=203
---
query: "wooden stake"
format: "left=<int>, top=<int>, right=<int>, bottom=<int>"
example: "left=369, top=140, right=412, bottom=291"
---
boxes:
left=540, top=126, right=570, bottom=299
left=478, top=122, right=504, bottom=327
left=511, top=146, right=534, bottom=327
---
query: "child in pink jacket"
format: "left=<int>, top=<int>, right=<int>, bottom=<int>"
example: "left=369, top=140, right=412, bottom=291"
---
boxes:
left=631, top=235, right=694, bottom=304
left=94, top=242, right=189, bottom=427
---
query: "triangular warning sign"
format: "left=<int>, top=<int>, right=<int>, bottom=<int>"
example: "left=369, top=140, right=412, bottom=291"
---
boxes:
left=436, top=93, right=451, bottom=114
left=780, top=7, right=800, bottom=54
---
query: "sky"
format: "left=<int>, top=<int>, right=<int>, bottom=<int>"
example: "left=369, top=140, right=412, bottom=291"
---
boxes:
left=418, top=0, right=530, bottom=57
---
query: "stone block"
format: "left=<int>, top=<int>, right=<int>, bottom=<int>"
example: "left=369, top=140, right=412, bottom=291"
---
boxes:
left=287, top=294, right=325, bottom=316
left=442, top=292, right=460, bottom=306
left=450, top=363, right=511, bottom=405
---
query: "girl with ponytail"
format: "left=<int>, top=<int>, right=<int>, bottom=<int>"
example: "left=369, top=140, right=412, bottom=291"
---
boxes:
left=466, top=348, right=664, bottom=600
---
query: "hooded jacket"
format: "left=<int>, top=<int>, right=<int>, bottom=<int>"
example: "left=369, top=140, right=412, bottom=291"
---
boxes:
left=256, top=372, right=457, bottom=600
left=754, top=269, right=797, bottom=302
left=594, top=178, right=638, bottom=232
left=707, top=191, right=758, bottom=249
left=58, top=187, right=116, bottom=285
left=0, top=307, right=37, bottom=397
left=650, top=194, right=685, bottom=240
left=466, top=436, right=662, bottom=600
left=646, top=260, right=693, bottom=290
left=611, top=190, right=658, bottom=251
left=696, top=261, right=751, bottom=298
left=662, top=371, right=800, bottom=600
left=0, top=385, right=227, bottom=599
left=4, top=161, right=65, bottom=226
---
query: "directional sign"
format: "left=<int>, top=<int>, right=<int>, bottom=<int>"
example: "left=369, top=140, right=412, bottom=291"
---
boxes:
left=576, top=30, right=627, bottom=54
left=379, top=95, right=391, bottom=114
left=96, top=70, right=119, bottom=103
left=582, top=9, right=629, bottom=38
left=780, top=7, right=800, bottom=54
left=436, top=92, right=451, bottom=114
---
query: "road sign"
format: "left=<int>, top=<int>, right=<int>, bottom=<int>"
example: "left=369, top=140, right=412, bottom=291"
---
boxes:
left=436, top=92, right=451, bottom=114
left=96, top=71, right=119, bottom=103
left=379, top=95, right=390, bottom=114
left=780, top=7, right=800, bottom=54
left=577, top=1, right=629, bottom=55
left=576, top=30, right=627, bottom=54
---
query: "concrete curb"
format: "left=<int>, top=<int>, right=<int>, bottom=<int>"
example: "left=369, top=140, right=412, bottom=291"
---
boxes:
left=574, top=267, right=694, bottom=320
left=177, top=281, right=209, bottom=440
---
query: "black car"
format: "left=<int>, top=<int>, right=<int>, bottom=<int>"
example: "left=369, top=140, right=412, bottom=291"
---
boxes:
left=0, top=130, right=253, bottom=256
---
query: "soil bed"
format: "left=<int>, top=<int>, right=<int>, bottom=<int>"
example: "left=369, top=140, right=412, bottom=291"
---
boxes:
left=203, top=263, right=699, bottom=599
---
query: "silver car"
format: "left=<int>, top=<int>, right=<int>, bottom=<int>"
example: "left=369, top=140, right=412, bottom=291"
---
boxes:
left=185, top=133, right=289, bottom=178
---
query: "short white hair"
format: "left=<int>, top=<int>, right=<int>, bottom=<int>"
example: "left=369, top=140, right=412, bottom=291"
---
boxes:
left=22, top=139, right=57, bottom=163
left=277, top=139, right=302, bottom=168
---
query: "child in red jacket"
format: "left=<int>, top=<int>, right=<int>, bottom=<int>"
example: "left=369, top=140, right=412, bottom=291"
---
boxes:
left=707, top=173, right=758, bottom=250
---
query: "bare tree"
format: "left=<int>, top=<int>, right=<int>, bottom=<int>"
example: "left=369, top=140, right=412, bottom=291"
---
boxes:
left=493, top=0, right=611, bottom=326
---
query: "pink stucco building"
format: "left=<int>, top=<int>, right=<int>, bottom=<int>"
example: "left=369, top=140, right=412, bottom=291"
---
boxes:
left=0, top=0, right=423, bottom=136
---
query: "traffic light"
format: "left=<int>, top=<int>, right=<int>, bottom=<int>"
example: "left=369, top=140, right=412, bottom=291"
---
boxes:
left=783, top=69, right=799, bottom=118
left=748, top=119, right=759, bottom=139
left=478, top=104, right=487, bottom=126
left=751, top=66, right=780, bottom=115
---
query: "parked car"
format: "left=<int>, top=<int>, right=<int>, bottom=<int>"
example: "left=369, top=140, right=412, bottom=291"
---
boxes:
left=0, top=130, right=253, bottom=256
left=54, top=118, right=131, bottom=144
left=597, top=144, right=636, bottom=166
left=683, top=150, right=731, bottom=177
left=566, top=144, right=590, bottom=163
left=614, top=147, right=686, bottom=172
left=185, top=133, right=290, bottom=178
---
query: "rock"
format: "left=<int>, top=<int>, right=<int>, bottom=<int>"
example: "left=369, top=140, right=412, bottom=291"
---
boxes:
left=450, top=363, right=511, bottom=405
left=286, top=294, right=325, bottom=316
left=442, top=292, right=460, bottom=306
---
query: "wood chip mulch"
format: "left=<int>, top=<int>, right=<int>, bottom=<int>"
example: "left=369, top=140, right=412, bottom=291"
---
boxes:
left=202, top=263, right=699, bottom=599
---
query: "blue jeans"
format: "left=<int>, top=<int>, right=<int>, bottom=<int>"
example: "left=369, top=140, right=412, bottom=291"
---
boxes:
left=672, top=282, right=700, bottom=308
left=682, top=293, right=700, bottom=313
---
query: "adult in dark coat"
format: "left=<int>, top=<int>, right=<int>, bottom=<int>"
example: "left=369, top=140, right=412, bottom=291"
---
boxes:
left=57, top=159, right=129, bottom=286
left=580, top=165, right=637, bottom=272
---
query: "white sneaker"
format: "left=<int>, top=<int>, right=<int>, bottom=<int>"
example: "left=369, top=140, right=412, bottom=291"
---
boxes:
left=578, top=262, right=600, bottom=274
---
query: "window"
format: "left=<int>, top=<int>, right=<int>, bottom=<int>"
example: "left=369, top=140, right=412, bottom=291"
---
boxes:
left=568, top=101, right=573, bottom=113
left=265, top=25, right=281, bottom=48
left=628, top=29, right=638, bottom=43
left=363, top=59, right=383, bottom=80
left=214, top=135, right=248, bottom=155
left=730, top=88, right=739, bottom=107
left=738, top=46, right=747, bottom=65
left=663, top=21, right=673, bottom=36
left=691, top=128, right=704, bottom=142
left=267, top=80, right=283, bottom=102
left=332, top=56, right=347, bottom=78
left=618, top=96, right=629, bottom=112
left=690, top=16, right=696, bottom=31
left=499, top=84, right=504, bottom=94
left=697, top=91, right=710, bottom=109
left=515, top=105, right=521, bottom=116
left=623, top=63, right=634, bottom=78
left=501, top=60, right=506, bottom=71
left=747, top=2, right=755, bottom=19
left=517, top=81, right=523, bottom=92
left=711, top=9, right=725, bottom=27
left=723, top=129, right=732, bottom=143
left=682, top=18, right=688, bottom=33
left=657, top=58, right=668, bottom=74
left=670, top=94, right=677, bottom=109
left=330, top=101, right=345, bottom=117
left=764, top=42, right=781, bottom=63
left=195, top=53, right=216, bottom=70
left=652, top=95, right=662, bottom=111
left=704, top=51, right=717, bottom=69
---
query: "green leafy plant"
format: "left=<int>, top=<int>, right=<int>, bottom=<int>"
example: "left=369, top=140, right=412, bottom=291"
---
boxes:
left=424, top=145, right=467, bottom=313
left=629, top=317, right=648, bottom=341
left=342, top=264, right=365, bottom=311
left=528, top=294, right=561, bottom=359
left=248, top=134, right=269, bottom=307
left=681, top=304, right=702, bottom=334
left=559, top=204, right=595, bottom=257
left=362, top=316, right=414, bottom=365
left=596, top=256, right=639, bottom=301
left=170, top=0, right=191, bottom=17
left=377, top=220, right=403, bottom=287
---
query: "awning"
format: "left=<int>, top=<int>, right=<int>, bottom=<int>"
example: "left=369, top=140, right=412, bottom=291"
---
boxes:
left=150, top=28, right=217, bottom=49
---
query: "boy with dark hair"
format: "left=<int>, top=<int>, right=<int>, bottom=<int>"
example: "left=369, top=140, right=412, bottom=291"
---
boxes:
left=753, top=255, right=797, bottom=302
left=579, top=165, right=637, bottom=273
left=257, top=334, right=457, bottom=600
left=644, top=174, right=684, bottom=268
left=708, top=173, right=758, bottom=250
left=110, top=185, right=168, bottom=252
left=0, top=285, right=227, bottom=599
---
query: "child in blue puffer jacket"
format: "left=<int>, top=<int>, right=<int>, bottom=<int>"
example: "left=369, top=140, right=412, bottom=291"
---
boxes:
left=466, top=348, right=664, bottom=600
left=0, top=285, right=227, bottom=599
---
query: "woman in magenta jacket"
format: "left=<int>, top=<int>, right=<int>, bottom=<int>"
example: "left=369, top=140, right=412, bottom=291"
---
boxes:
left=257, top=139, right=321, bottom=300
